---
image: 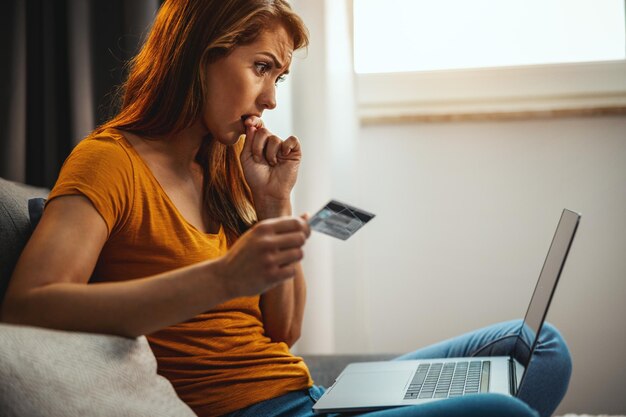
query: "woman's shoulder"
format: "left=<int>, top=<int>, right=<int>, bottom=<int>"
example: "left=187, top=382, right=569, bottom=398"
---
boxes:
left=67, top=128, right=137, bottom=167
left=76, top=128, right=132, bottom=153
left=54, top=128, right=139, bottom=188
left=50, top=128, right=138, bottom=238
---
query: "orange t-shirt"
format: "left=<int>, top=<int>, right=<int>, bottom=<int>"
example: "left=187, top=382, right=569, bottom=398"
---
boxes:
left=47, top=129, right=313, bottom=416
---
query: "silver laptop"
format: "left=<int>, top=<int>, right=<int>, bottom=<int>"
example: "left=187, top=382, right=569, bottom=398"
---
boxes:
left=313, top=209, right=580, bottom=414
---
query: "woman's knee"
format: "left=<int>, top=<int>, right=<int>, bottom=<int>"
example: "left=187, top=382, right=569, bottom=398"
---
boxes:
left=412, top=394, right=540, bottom=417
left=471, top=394, right=539, bottom=417
left=537, top=322, right=572, bottom=381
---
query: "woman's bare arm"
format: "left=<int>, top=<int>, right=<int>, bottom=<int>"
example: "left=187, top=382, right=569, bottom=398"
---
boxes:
left=1, top=195, right=308, bottom=338
left=257, top=203, right=308, bottom=347
left=260, top=264, right=306, bottom=347
left=238, top=116, right=309, bottom=347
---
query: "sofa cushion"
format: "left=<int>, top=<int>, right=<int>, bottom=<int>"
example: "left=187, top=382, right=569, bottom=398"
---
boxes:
left=0, top=178, right=48, bottom=308
left=0, top=323, right=196, bottom=417
left=28, top=197, right=46, bottom=229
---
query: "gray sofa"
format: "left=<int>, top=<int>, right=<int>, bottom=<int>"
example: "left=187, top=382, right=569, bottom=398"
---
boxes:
left=0, top=177, right=393, bottom=416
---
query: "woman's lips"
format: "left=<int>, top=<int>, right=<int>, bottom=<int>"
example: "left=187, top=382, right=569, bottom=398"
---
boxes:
left=240, top=116, right=247, bottom=131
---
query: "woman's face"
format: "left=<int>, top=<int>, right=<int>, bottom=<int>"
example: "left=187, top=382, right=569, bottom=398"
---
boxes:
left=203, top=25, right=294, bottom=145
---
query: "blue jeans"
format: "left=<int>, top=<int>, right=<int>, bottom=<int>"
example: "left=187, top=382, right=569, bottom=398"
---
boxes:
left=222, top=320, right=572, bottom=417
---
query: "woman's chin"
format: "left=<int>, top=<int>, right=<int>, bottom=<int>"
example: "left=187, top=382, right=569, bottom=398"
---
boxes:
left=214, top=131, right=244, bottom=147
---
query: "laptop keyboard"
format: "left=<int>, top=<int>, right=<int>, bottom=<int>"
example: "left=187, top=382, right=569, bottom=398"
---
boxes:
left=403, top=360, right=490, bottom=400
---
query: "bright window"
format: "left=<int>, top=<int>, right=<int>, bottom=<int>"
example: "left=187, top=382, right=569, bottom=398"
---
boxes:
left=354, top=0, right=626, bottom=74
left=353, top=0, right=626, bottom=122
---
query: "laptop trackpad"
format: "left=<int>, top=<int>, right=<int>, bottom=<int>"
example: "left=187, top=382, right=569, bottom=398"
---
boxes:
left=330, top=370, right=412, bottom=403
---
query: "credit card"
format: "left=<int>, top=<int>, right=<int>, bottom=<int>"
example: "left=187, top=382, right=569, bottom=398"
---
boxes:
left=308, top=200, right=375, bottom=240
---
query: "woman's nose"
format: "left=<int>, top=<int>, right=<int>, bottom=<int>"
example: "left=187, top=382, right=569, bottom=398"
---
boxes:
left=259, top=82, right=277, bottom=110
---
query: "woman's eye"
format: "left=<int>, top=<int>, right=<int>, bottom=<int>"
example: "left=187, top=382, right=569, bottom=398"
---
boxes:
left=255, top=62, right=287, bottom=85
left=255, top=62, right=270, bottom=75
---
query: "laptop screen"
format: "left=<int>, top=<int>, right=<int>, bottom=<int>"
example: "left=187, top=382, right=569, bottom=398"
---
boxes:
left=514, top=209, right=580, bottom=369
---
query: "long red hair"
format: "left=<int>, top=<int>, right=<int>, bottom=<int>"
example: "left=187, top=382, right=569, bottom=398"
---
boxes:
left=97, top=0, right=308, bottom=244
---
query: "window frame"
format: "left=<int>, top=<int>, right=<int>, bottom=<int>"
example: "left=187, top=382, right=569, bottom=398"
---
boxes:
left=351, top=1, right=626, bottom=123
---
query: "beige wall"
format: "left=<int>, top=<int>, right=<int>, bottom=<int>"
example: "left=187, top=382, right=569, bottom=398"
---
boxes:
left=325, top=115, right=626, bottom=415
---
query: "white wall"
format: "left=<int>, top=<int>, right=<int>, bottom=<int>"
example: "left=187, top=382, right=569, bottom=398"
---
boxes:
left=287, top=1, right=626, bottom=414
left=331, top=115, right=626, bottom=415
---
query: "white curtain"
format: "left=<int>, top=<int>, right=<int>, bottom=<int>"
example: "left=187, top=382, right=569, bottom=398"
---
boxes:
left=288, top=0, right=361, bottom=354
left=261, top=0, right=364, bottom=354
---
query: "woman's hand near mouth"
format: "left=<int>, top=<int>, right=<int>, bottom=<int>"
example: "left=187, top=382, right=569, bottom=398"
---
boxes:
left=240, top=115, right=302, bottom=219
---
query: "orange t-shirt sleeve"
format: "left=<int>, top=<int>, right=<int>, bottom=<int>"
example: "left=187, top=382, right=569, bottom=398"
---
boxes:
left=47, top=135, right=134, bottom=237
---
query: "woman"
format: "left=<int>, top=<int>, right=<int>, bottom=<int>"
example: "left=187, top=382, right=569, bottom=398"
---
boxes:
left=2, top=1, right=571, bottom=416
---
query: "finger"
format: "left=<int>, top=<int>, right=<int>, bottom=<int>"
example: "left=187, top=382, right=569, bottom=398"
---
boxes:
left=265, top=135, right=282, bottom=166
left=260, top=217, right=308, bottom=235
left=252, top=127, right=271, bottom=163
left=274, top=264, right=297, bottom=281
left=242, top=116, right=264, bottom=159
left=280, top=136, right=300, bottom=157
left=244, top=115, right=264, bottom=129
left=300, top=215, right=311, bottom=237
left=271, top=231, right=307, bottom=250
left=273, top=247, right=304, bottom=267
left=299, top=213, right=311, bottom=236
left=242, top=125, right=256, bottom=159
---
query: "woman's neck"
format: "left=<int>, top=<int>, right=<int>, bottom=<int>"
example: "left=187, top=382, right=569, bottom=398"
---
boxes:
left=136, top=119, right=208, bottom=175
